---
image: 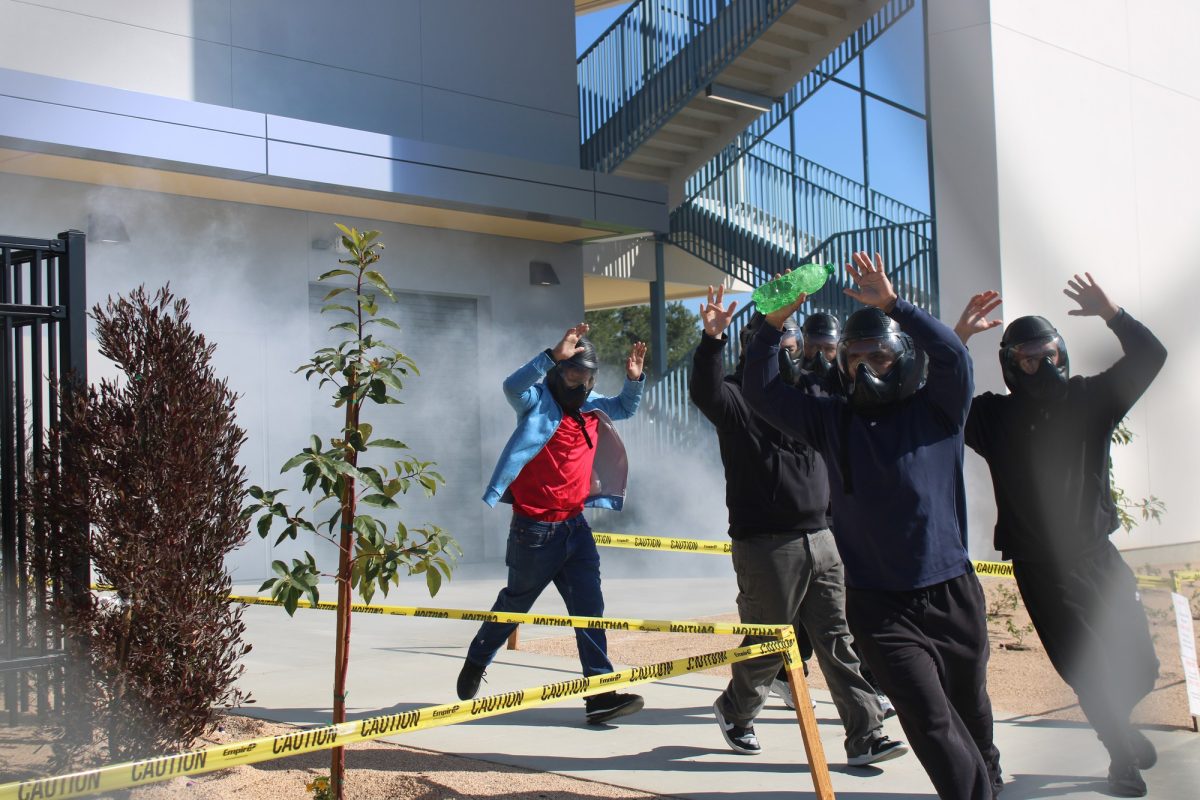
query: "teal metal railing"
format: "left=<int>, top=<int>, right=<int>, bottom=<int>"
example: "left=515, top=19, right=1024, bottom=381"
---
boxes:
left=624, top=218, right=936, bottom=454
left=670, top=137, right=929, bottom=288
left=703, top=0, right=915, bottom=170
left=579, top=0, right=916, bottom=175
left=578, top=0, right=795, bottom=172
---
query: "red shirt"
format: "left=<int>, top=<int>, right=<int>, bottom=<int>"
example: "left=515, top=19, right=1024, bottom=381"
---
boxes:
left=509, top=412, right=600, bottom=521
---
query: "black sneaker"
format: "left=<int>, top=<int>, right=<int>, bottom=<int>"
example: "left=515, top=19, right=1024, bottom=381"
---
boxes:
left=456, top=659, right=486, bottom=701
left=585, top=691, right=644, bottom=724
left=712, top=699, right=761, bottom=755
left=1107, top=761, right=1147, bottom=797
left=847, top=735, right=909, bottom=766
left=1130, top=728, right=1157, bottom=770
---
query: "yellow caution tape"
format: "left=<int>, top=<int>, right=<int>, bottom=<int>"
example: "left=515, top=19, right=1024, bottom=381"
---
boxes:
left=590, top=533, right=1174, bottom=592
left=229, top=595, right=786, bottom=638
left=591, top=531, right=1018, bottom=582
left=0, top=637, right=800, bottom=800
left=592, top=531, right=733, bottom=555
left=971, top=560, right=1014, bottom=579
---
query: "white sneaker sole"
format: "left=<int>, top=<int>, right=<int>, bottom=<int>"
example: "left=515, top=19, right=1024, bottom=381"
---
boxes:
left=712, top=700, right=761, bottom=756
left=847, top=741, right=909, bottom=767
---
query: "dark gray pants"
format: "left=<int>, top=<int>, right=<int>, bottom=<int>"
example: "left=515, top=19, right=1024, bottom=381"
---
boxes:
left=717, top=530, right=885, bottom=755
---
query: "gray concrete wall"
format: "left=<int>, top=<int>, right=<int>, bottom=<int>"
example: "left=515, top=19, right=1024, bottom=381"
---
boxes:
left=0, top=171, right=586, bottom=581
left=927, top=0, right=1200, bottom=555
left=0, top=0, right=579, bottom=167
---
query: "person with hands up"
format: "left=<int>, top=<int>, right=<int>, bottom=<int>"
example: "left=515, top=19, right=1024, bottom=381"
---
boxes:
left=743, top=253, right=1002, bottom=799
left=958, top=274, right=1166, bottom=797
left=459, top=323, right=648, bottom=725
left=689, top=285, right=905, bottom=766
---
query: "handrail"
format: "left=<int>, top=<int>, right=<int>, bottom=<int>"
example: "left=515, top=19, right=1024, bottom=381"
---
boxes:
left=681, top=0, right=915, bottom=200
left=670, top=139, right=930, bottom=286
left=625, top=220, right=936, bottom=455
left=579, top=0, right=795, bottom=172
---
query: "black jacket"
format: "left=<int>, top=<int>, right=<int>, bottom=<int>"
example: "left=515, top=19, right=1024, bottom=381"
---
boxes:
left=964, top=309, right=1167, bottom=562
left=689, top=332, right=830, bottom=538
left=743, top=299, right=974, bottom=591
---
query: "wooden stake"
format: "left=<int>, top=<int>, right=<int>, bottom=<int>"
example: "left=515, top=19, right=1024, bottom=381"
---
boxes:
left=506, top=627, right=520, bottom=650
left=784, top=643, right=836, bottom=800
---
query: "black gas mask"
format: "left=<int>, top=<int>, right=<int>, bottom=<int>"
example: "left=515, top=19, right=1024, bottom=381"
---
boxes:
left=778, top=319, right=803, bottom=386
left=547, top=336, right=599, bottom=413
left=836, top=308, right=926, bottom=413
left=800, top=312, right=840, bottom=381
left=1000, top=316, right=1069, bottom=403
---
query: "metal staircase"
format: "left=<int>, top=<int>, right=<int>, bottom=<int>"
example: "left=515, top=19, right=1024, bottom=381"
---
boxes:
left=576, top=0, right=935, bottom=451
left=578, top=0, right=907, bottom=198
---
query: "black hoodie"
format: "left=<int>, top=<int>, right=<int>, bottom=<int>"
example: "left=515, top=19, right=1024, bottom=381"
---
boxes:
left=964, top=309, right=1167, bottom=562
left=689, top=332, right=830, bottom=537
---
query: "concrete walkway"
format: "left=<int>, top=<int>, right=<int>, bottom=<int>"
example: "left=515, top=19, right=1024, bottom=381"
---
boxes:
left=232, top=566, right=1200, bottom=799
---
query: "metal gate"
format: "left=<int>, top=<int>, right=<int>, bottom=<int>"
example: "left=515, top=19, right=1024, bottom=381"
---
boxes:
left=0, top=229, right=88, bottom=723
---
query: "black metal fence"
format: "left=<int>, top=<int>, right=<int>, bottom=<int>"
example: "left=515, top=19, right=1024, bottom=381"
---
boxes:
left=0, top=229, right=88, bottom=724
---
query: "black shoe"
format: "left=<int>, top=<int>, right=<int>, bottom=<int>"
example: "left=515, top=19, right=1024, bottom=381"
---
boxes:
left=456, top=659, right=486, bottom=700
left=847, top=735, right=909, bottom=766
left=1130, top=728, right=1157, bottom=770
left=1107, top=761, right=1147, bottom=798
left=712, top=699, right=761, bottom=755
left=585, top=691, right=644, bottom=724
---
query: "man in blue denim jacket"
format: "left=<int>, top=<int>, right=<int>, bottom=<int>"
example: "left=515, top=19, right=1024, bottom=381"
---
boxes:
left=458, top=323, right=647, bottom=724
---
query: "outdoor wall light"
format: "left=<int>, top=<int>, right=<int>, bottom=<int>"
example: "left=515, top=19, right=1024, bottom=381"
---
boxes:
left=529, top=261, right=560, bottom=286
left=705, top=83, right=776, bottom=113
left=311, top=234, right=348, bottom=253
left=86, top=212, right=130, bottom=244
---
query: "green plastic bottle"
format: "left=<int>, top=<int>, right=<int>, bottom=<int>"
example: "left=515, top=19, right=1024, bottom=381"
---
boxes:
left=751, top=262, right=835, bottom=314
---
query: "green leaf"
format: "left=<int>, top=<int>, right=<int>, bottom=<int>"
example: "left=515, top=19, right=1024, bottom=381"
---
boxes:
left=280, top=452, right=310, bottom=473
left=366, top=317, right=401, bottom=330
left=369, top=438, right=407, bottom=449
left=258, top=578, right=276, bottom=593
left=359, top=494, right=399, bottom=509
left=425, top=567, right=442, bottom=596
left=322, top=304, right=358, bottom=315
left=274, top=524, right=298, bottom=546
left=364, top=271, right=397, bottom=301
left=329, top=321, right=358, bottom=334
left=283, top=590, right=300, bottom=616
left=323, top=286, right=352, bottom=301
left=271, top=560, right=290, bottom=578
left=257, top=514, right=273, bottom=538
left=318, top=268, right=355, bottom=280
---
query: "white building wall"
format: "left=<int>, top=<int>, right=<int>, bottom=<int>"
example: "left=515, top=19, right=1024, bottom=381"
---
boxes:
left=0, top=0, right=579, bottom=167
left=0, top=171, right=585, bottom=580
left=928, top=0, right=1200, bottom=557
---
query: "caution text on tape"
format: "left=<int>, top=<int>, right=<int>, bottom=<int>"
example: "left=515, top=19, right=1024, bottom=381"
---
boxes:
left=0, top=637, right=799, bottom=800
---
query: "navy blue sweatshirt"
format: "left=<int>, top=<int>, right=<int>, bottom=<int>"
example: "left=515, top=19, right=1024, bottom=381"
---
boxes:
left=689, top=332, right=831, bottom=537
left=743, top=298, right=974, bottom=591
left=965, top=309, right=1167, bottom=563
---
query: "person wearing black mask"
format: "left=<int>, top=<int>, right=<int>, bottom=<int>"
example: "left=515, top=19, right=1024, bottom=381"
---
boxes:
left=800, top=312, right=840, bottom=384
left=955, top=275, right=1167, bottom=797
left=743, top=252, right=1002, bottom=800
left=688, top=287, right=906, bottom=765
left=459, top=324, right=648, bottom=725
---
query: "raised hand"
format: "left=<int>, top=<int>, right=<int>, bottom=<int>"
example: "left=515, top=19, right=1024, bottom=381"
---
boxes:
left=1064, top=273, right=1119, bottom=321
left=551, top=322, right=589, bottom=362
left=844, top=251, right=899, bottom=311
left=626, top=341, right=647, bottom=381
left=762, top=270, right=807, bottom=331
left=699, top=284, right=739, bottom=338
left=954, top=290, right=1003, bottom=344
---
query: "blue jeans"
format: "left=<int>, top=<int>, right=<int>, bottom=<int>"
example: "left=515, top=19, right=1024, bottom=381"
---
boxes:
left=466, top=513, right=613, bottom=677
